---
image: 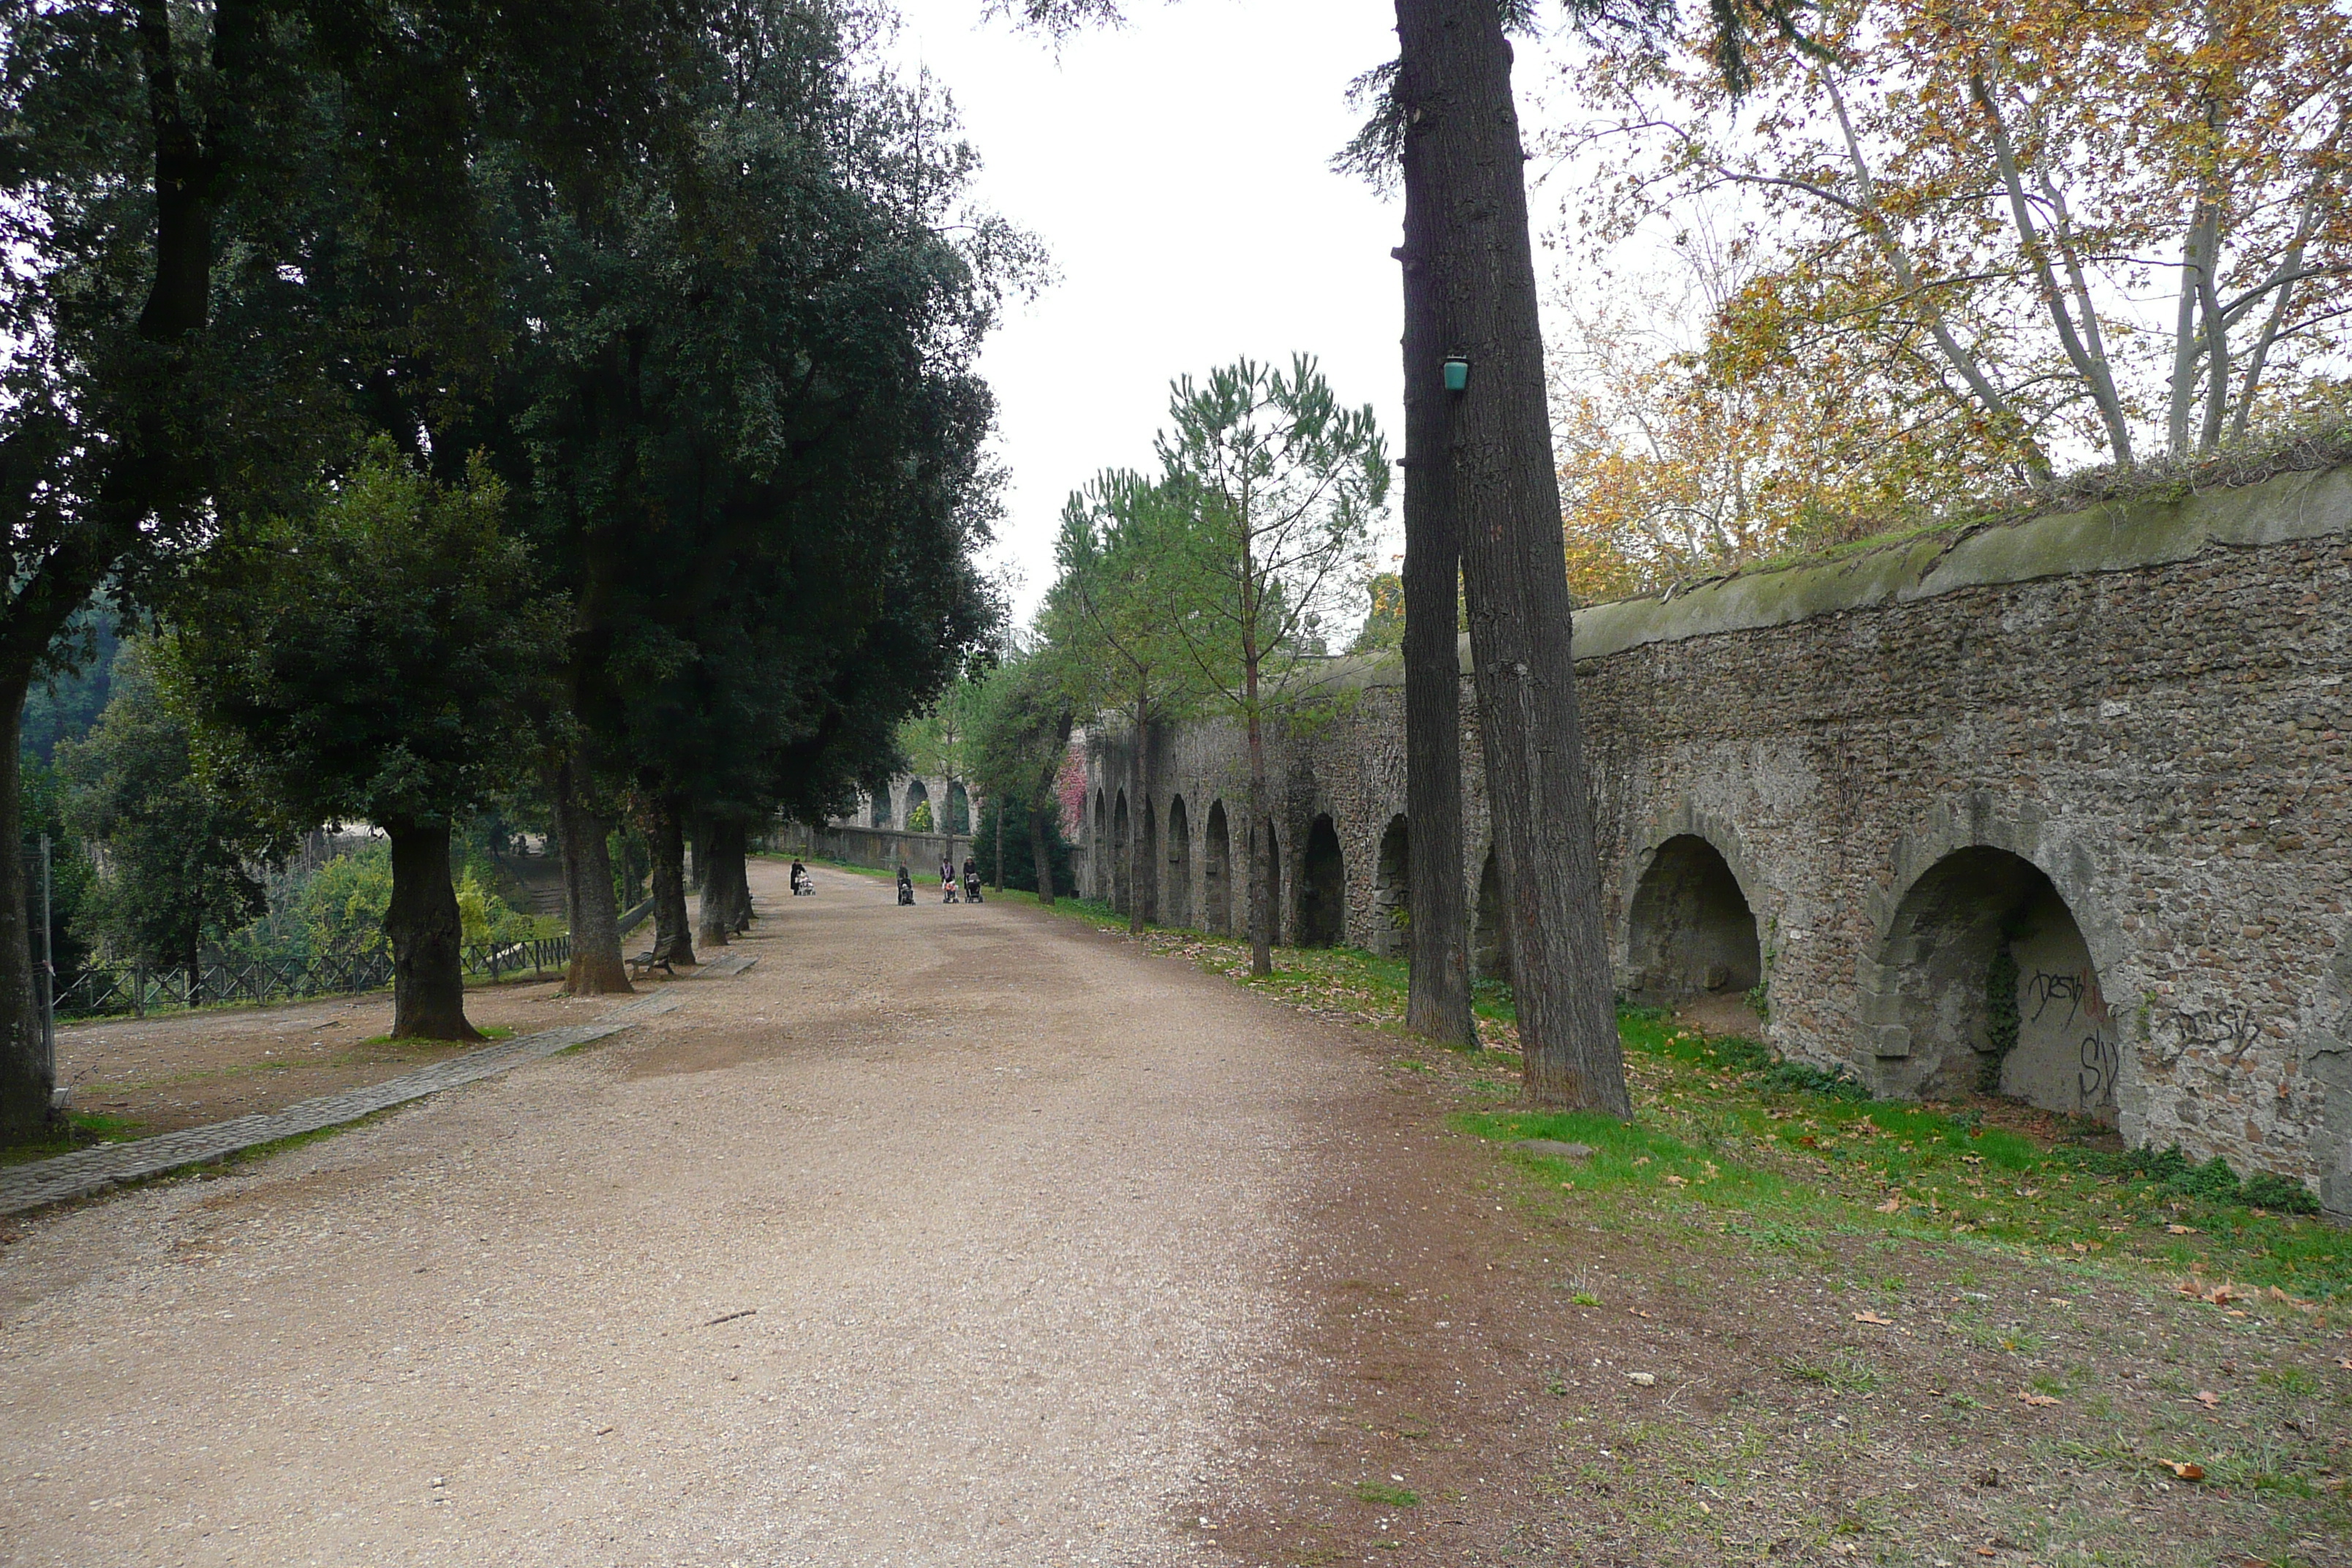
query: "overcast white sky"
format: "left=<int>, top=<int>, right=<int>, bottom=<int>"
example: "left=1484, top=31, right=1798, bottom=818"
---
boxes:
left=883, top=0, right=1409, bottom=621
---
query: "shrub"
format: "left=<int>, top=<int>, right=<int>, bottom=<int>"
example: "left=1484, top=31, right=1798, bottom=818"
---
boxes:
left=2164, top=1156, right=2246, bottom=1205
left=2239, top=1172, right=2322, bottom=1215
left=1978, top=946, right=2020, bottom=1093
left=1706, top=1034, right=1775, bottom=1073
left=1757, top=1060, right=1872, bottom=1102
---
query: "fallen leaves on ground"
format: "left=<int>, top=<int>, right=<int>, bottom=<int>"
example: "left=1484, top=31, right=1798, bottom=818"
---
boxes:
left=2017, top=1391, right=2061, bottom=1407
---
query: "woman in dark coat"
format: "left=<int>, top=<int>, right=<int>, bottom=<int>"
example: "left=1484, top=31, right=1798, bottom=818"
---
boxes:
left=896, top=866, right=915, bottom=905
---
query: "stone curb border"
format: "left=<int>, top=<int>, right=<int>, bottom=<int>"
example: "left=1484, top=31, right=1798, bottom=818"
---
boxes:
left=0, top=961, right=758, bottom=1218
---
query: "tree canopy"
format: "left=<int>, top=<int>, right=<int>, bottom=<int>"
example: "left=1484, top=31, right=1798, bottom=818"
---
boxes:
left=59, top=641, right=281, bottom=984
left=1549, top=0, right=2352, bottom=591
left=170, top=445, right=564, bottom=1036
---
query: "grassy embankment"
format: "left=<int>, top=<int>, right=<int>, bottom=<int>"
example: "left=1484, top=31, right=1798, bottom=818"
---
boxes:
left=946, top=877, right=2347, bottom=1304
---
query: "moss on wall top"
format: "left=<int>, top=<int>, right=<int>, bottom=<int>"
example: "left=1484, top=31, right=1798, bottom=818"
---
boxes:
left=1571, top=464, right=2352, bottom=663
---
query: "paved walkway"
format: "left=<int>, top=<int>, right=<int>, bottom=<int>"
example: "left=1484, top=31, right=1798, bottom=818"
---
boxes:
left=0, top=861, right=1363, bottom=1567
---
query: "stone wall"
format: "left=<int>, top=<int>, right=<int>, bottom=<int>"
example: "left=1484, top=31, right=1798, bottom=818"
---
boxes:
left=1077, top=465, right=2352, bottom=1213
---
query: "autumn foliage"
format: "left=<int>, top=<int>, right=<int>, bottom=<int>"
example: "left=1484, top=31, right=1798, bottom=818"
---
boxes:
left=1546, top=0, right=2352, bottom=601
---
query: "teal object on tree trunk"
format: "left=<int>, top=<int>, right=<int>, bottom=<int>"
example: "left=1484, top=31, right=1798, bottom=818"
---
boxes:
left=1442, top=357, right=1470, bottom=391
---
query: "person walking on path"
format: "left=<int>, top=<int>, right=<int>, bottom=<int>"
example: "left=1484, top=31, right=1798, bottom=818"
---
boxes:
left=896, top=866, right=916, bottom=906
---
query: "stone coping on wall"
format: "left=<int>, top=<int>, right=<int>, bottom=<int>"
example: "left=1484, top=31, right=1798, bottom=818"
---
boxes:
left=1576, top=463, right=2352, bottom=660
left=1313, top=463, right=2351, bottom=691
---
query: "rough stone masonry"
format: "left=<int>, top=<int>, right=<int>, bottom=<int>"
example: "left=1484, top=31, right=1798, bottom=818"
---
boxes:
left=1071, top=464, right=2352, bottom=1213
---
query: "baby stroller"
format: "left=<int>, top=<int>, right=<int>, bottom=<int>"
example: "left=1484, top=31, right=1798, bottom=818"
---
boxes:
left=942, top=875, right=960, bottom=904
left=790, top=860, right=815, bottom=896
left=896, top=867, right=915, bottom=905
left=963, top=865, right=983, bottom=904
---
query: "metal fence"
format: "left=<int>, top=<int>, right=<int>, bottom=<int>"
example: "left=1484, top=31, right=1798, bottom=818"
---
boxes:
left=53, top=935, right=574, bottom=1021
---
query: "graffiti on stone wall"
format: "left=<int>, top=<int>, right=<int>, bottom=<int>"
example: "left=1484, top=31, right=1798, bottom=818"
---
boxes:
left=2024, top=968, right=2118, bottom=1107
left=2167, top=1003, right=2266, bottom=1066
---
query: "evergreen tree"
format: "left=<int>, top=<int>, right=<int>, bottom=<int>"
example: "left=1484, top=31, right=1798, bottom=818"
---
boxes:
left=59, top=641, right=282, bottom=995
left=429, top=1, right=1016, bottom=980
left=968, top=649, right=1077, bottom=905
left=1044, top=471, right=1204, bottom=934
left=172, top=447, right=563, bottom=1040
left=0, top=0, right=704, bottom=1131
left=1155, top=358, right=1387, bottom=975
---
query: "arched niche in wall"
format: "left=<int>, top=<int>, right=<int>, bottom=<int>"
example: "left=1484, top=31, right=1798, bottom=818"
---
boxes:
left=1256, top=820, right=1283, bottom=946
left=949, top=782, right=970, bottom=836
left=1112, top=789, right=1132, bottom=916
left=1625, top=834, right=1763, bottom=1005
left=1203, top=802, right=1232, bottom=933
left=1373, top=815, right=1409, bottom=958
left=1090, top=788, right=1108, bottom=898
left=1297, top=814, right=1346, bottom=949
left=1165, top=795, right=1193, bottom=928
left=1473, top=848, right=1510, bottom=985
left=1139, top=795, right=1158, bottom=923
left=902, top=777, right=932, bottom=834
left=1865, top=846, right=2119, bottom=1121
left=870, top=785, right=893, bottom=830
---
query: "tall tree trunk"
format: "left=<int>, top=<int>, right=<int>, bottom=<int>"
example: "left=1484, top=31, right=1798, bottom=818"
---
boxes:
left=383, top=819, right=481, bottom=1041
left=944, top=783, right=959, bottom=889
left=730, top=829, right=753, bottom=931
left=1029, top=804, right=1058, bottom=905
left=1398, top=224, right=1480, bottom=1049
left=700, top=818, right=752, bottom=945
left=697, top=818, right=735, bottom=949
left=556, top=761, right=632, bottom=995
left=992, top=796, right=1004, bottom=892
left=647, top=794, right=696, bottom=968
left=1128, top=709, right=1150, bottom=937
left=687, top=816, right=707, bottom=894
left=1395, top=0, right=1628, bottom=1113
left=1245, top=700, right=1273, bottom=976
left=0, top=672, right=49, bottom=1137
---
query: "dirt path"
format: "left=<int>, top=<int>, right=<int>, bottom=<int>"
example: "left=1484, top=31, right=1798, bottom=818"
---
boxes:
left=0, top=862, right=1368, bottom=1567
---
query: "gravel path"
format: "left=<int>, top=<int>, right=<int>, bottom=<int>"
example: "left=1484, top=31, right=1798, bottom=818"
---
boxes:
left=0, top=862, right=1361, bottom=1567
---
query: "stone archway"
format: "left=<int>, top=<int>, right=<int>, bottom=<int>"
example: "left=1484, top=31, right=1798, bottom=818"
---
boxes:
left=1204, top=802, right=1232, bottom=933
left=1256, top=821, right=1283, bottom=946
left=1165, top=796, right=1193, bottom=928
left=1373, top=815, right=1409, bottom=958
left=1625, top=834, right=1762, bottom=1005
left=1473, top=848, right=1509, bottom=984
left=1297, top=814, right=1346, bottom=949
left=1112, top=790, right=1131, bottom=915
left=870, top=785, right=893, bottom=830
left=949, top=782, right=970, bottom=837
left=903, top=777, right=932, bottom=834
left=1863, top=846, right=2119, bottom=1120
left=1091, top=788, right=1107, bottom=898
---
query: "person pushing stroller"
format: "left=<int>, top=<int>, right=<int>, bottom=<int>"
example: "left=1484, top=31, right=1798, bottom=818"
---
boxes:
left=962, top=856, right=983, bottom=904
left=896, top=865, right=915, bottom=905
